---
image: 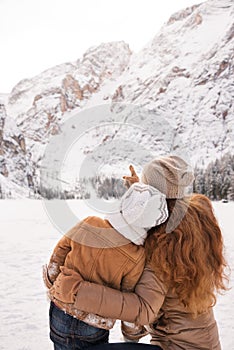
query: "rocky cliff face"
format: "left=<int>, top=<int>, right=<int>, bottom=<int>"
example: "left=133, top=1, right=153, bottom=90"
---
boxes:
left=0, top=103, right=34, bottom=197
left=1, top=41, right=132, bottom=195
left=1, top=0, right=234, bottom=197
left=103, top=0, right=234, bottom=166
left=7, top=41, right=131, bottom=147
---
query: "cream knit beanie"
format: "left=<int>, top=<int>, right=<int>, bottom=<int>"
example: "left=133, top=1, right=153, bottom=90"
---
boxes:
left=141, top=155, right=194, bottom=199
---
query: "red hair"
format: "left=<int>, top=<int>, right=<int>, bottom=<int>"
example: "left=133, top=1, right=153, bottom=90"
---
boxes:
left=145, top=194, right=229, bottom=316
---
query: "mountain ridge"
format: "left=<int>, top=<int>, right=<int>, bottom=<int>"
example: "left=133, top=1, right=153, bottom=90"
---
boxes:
left=1, top=0, right=233, bottom=198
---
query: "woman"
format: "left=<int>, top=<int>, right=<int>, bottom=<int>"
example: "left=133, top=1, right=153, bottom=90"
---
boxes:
left=50, top=155, right=229, bottom=350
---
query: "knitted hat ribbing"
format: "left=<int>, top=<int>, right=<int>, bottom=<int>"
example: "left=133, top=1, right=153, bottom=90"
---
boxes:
left=141, top=155, right=194, bottom=199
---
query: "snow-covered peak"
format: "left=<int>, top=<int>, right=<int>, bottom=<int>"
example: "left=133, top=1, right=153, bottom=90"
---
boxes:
left=104, top=0, right=234, bottom=166
left=7, top=41, right=131, bottom=120
left=167, top=3, right=201, bottom=25
left=129, top=0, right=233, bottom=73
left=4, top=41, right=131, bottom=156
left=80, top=41, right=131, bottom=74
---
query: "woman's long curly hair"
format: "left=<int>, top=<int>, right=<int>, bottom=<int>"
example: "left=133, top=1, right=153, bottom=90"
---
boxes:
left=145, top=193, right=229, bottom=317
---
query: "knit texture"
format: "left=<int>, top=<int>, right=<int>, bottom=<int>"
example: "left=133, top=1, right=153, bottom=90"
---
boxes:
left=141, top=155, right=194, bottom=199
left=105, top=182, right=168, bottom=245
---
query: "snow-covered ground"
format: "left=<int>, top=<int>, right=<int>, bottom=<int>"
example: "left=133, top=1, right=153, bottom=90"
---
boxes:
left=0, top=200, right=233, bottom=350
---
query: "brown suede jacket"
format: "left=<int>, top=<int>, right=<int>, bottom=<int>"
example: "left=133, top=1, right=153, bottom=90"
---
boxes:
left=52, top=265, right=222, bottom=350
left=45, top=216, right=146, bottom=335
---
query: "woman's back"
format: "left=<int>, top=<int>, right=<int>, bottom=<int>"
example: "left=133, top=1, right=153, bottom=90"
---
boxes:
left=140, top=193, right=227, bottom=349
left=144, top=271, right=221, bottom=349
left=145, top=193, right=228, bottom=317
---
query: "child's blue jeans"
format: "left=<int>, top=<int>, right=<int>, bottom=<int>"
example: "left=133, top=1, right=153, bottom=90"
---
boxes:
left=49, top=301, right=109, bottom=349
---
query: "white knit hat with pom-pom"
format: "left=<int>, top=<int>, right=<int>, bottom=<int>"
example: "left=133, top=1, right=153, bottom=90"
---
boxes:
left=105, top=182, right=168, bottom=245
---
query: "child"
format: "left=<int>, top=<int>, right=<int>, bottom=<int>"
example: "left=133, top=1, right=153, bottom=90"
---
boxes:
left=43, top=174, right=168, bottom=349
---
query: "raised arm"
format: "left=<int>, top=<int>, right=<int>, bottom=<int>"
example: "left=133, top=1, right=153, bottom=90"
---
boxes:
left=50, top=265, right=167, bottom=326
left=122, top=164, right=139, bottom=188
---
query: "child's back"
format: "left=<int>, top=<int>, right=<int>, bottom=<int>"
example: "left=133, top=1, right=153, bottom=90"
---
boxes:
left=48, top=215, right=146, bottom=300
left=45, top=182, right=168, bottom=348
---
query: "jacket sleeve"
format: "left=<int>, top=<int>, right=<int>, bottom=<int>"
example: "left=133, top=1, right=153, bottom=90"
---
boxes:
left=74, top=265, right=167, bottom=325
left=120, top=252, right=148, bottom=340
left=47, top=235, right=71, bottom=283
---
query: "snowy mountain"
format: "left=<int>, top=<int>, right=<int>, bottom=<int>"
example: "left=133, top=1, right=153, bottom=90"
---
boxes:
left=2, top=42, right=132, bottom=196
left=7, top=41, right=131, bottom=144
left=102, top=0, right=234, bottom=166
left=1, top=0, right=234, bottom=197
left=0, top=104, right=34, bottom=198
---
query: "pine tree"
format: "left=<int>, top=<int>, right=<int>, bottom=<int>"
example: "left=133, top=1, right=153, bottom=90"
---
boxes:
left=194, top=152, right=234, bottom=200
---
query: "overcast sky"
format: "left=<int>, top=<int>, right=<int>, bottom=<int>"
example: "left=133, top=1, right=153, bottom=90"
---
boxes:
left=0, top=0, right=206, bottom=92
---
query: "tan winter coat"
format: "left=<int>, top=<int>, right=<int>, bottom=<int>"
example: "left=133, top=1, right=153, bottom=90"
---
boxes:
left=46, top=216, right=146, bottom=331
left=70, top=266, right=221, bottom=350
